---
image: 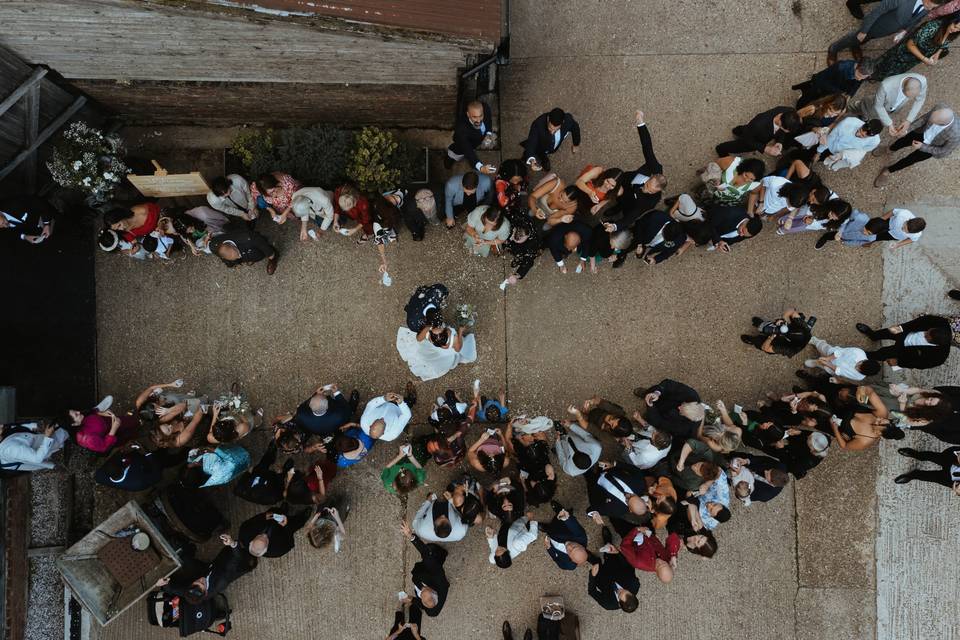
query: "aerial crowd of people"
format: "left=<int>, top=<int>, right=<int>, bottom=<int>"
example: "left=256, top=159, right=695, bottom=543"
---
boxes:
left=2, top=1, right=960, bottom=639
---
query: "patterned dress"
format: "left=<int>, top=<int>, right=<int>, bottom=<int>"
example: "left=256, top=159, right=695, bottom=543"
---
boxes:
left=250, top=172, right=301, bottom=213
left=872, top=20, right=947, bottom=80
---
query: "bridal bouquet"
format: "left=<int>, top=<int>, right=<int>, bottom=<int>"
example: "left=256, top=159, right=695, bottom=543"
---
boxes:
left=456, top=303, right=477, bottom=329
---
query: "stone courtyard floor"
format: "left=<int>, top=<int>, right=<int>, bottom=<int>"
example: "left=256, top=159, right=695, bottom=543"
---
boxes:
left=77, top=2, right=960, bottom=639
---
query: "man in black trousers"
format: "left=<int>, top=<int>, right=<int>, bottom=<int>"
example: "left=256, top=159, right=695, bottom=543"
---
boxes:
left=792, top=59, right=875, bottom=107
left=587, top=527, right=640, bottom=613
left=400, top=519, right=450, bottom=617
left=238, top=502, right=311, bottom=558
left=857, top=314, right=955, bottom=370
left=446, top=100, right=498, bottom=175
left=603, top=110, right=667, bottom=232
left=521, top=107, right=581, bottom=172
left=209, top=220, right=279, bottom=273
left=158, top=534, right=257, bottom=604
left=705, top=205, right=763, bottom=253
left=715, top=107, right=802, bottom=157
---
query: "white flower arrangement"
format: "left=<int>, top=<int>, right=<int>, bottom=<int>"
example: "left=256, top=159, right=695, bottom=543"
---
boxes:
left=46, top=121, right=128, bottom=201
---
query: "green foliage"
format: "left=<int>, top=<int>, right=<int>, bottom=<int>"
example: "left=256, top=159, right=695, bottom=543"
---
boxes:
left=251, top=125, right=352, bottom=186
left=345, top=126, right=412, bottom=195
left=229, top=127, right=275, bottom=169
left=229, top=124, right=410, bottom=192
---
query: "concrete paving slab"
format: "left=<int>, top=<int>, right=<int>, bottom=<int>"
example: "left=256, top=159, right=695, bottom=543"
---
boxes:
left=510, top=0, right=807, bottom=58
left=876, top=203, right=960, bottom=640
left=796, top=587, right=876, bottom=640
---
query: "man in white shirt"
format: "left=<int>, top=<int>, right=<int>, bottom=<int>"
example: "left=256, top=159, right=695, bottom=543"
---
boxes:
left=485, top=515, right=538, bottom=568
left=852, top=72, right=927, bottom=137
left=620, top=427, right=672, bottom=469
left=817, top=117, right=883, bottom=165
left=876, top=105, right=959, bottom=186
left=208, top=174, right=255, bottom=220
left=870, top=208, right=925, bottom=249
left=412, top=494, right=468, bottom=543
left=554, top=422, right=601, bottom=476
left=290, top=187, right=335, bottom=240
left=748, top=176, right=809, bottom=217
left=360, top=393, right=412, bottom=441
left=0, top=422, right=69, bottom=472
left=804, top=337, right=881, bottom=381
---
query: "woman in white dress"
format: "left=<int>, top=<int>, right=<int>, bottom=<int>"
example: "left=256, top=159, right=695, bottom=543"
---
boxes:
left=396, top=323, right=478, bottom=381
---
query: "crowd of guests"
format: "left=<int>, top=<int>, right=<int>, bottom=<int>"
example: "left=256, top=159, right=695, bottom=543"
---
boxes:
left=2, top=293, right=957, bottom=637
left=4, top=3, right=960, bottom=639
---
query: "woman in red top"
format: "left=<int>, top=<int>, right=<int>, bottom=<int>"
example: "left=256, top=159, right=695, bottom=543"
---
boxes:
left=251, top=172, right=301, bottom=222
left=575, top=165, right=623, bottom=216
left=495, top=159, right=528, bottom=214
left=618, top=525, right=682, bottom=583
left=334, top=184, right=374, bottom=242
left=105, top=202, right=160, bottom=242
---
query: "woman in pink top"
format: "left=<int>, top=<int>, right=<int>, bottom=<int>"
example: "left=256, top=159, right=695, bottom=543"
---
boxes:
left=70, top=410, right=138, bottom=454
left=63, top=380, right=187, bottom=454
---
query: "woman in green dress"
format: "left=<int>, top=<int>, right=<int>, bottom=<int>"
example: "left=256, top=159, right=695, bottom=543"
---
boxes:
left=380, top=444, right=427, bottom=495
left=872, top=18, right=960, bottom=81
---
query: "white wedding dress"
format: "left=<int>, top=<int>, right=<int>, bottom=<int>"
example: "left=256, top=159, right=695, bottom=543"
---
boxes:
left=396, top=328, right=478, bottom=381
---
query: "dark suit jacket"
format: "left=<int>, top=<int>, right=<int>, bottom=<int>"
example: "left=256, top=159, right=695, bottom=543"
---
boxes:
left=411, top=537, right=449, bottom=617
left=811, top=60, right=864, bottom=97
left=547, top=221, right=592, bottom=263
left=733, top=451, right=788, bottom=503
left=238, top=503, right=310, bottom=558
left=543, top=514, right=588, bottom=570
left=706, top=205, right=752, bottom=246
left=731, top=107, right=795, bottom=152
left=861, top=0, right=928, bottom=38
left=588, top=552, right=639, bottom=610
left=584, top=465, right=648, bottom=519
left=0, top=195, right=55, bottom=238
left=294, top=392, right=353, bottom=436
left=207, top=544, right=258, bottom=596
left=209, top=221, right=277, bottom=266
left=605, top=124, right=664, bottom=230
left=635, top=209, right=672, bottom=246
left=644, top=379, right=701, bottom=439
left=881, top=315, right=953, bottom=369
left=522, top=112, right=581, bottom=161
left=162, top=558, right=209, bottom=600
left=450, top=101, right=493, bottom=168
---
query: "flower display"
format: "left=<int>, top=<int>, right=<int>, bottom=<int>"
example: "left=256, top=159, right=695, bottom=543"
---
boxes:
left=46, top=121, right=127, bottom=201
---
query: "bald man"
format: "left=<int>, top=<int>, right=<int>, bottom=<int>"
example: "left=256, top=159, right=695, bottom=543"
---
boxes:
left=850, top=72, right=927, bottom=137
left=294, top=383, right=358, bottom=437
left=876, top=104, right=959, bottom=186
left=447, top=100, right=497, bottom=175
left=542, top=502, right=595, bottom=570
left=547, top=220, right=592, bottom=274
left=238, top=502, right=310, bottom=558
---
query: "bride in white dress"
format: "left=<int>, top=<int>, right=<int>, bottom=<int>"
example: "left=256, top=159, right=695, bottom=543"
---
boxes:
left=396, top=324, right=477, bottom=381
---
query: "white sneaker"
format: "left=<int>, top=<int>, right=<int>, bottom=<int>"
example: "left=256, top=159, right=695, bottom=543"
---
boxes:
left=397, top=591, right=408, bottom=601
left=803, top=359, right=818, bottom=369
left=95, top=395, right=113, bottom=412
left=473, top=379, right=481, bottom=397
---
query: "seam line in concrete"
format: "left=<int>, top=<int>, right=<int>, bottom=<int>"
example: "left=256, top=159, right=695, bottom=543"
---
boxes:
left=792, top=478, right=801, bottom=640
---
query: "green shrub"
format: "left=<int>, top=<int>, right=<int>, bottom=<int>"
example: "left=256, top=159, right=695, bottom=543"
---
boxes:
left=345, top=126, right=412, bottom=195
left=229, top=127, right=275, bottom=169
left=251, top=125, right=352, bottom=186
